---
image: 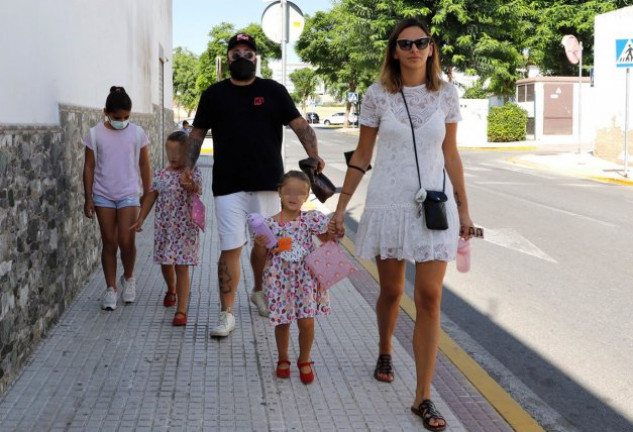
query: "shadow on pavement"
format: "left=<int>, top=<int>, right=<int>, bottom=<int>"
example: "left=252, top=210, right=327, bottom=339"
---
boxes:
left=439, top=285, right=632, bottom=432
left=343, top=216, right=632, bottom=432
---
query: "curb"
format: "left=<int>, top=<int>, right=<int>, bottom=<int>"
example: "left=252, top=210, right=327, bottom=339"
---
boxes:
left=510, top=157, right=633, bottom=186
left=460, top=146, right=539, bottom=151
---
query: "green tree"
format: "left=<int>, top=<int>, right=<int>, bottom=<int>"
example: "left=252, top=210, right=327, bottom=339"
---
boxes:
left=296, top=5, right=380, bottom=126
left=523, top=0, right=632, bottom=76
left=289, top=68, right=318, bottom=114
left=172, top=47, right=200, bottom=116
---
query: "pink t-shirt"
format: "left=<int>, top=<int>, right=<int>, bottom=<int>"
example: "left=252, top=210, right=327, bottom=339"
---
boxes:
left=83, top=122, right=149, bottom=200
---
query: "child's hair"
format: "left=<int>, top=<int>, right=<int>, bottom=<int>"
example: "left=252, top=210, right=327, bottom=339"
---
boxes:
left=167, top=130, right=188, bottom=147
left=105, top=86, right=132, bottom=112
left=278, top=170, right=311, bottom=191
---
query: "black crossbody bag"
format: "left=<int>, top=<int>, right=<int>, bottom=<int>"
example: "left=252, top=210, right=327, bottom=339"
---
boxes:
left=401, top=90, right=449, bottom=230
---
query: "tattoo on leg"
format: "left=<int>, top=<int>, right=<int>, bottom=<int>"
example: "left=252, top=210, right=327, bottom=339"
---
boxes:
left=218, top=260, right=233, bottom=294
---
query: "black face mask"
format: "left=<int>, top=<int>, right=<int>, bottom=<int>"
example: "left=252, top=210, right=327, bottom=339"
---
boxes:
left=229, top=57, right=256, bottom=81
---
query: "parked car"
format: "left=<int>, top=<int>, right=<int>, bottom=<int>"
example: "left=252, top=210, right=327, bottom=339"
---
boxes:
left=306, top=112, right=320, bottom=124
left=322, top=112, right=358, bottom=126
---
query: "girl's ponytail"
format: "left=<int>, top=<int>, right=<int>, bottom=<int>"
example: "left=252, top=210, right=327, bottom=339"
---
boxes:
left=105, top=86, right=132, bottom=112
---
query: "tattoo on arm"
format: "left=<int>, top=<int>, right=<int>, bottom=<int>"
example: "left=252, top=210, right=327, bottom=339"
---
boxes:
left=454, top=191, right=462, bottom=207
left=185, top=128, right=205, bottom=167
left=217, top=259, right=233, bottom=294
left=290, top=119, right=317, bottom=156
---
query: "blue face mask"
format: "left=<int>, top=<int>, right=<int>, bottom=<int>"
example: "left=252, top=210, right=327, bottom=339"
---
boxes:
left=109, top=118, right=129, bottom=130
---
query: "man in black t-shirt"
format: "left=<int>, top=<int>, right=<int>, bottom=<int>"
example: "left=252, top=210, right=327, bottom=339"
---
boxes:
left=181, top=33, right=324, bottom=338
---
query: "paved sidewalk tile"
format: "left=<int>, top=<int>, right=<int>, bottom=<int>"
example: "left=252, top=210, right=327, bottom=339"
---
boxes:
left=0, top=158, right=513, bottom=431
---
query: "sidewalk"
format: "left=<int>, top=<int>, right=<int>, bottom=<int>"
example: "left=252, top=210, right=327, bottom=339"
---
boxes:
left=0, top=155, right=525, bottom=432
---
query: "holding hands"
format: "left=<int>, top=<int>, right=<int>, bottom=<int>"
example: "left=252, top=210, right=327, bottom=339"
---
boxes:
left=179, top=168, right=197, bottom=193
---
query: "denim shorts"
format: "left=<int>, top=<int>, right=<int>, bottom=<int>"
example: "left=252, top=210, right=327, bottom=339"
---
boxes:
left=93, top=194, right=140, bottom=209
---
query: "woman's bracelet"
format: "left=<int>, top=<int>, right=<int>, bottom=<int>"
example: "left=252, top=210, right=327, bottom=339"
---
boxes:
left=348, top=164, right=366, bottom=174
left=340, top=191, right=353, bottom=196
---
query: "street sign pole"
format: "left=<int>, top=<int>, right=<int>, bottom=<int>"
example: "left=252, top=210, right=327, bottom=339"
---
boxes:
left=625, top=67, right=630, bottom=177
left=577, top=42, right=583, bottom=154
left=616, top=39, right=633, bottom=176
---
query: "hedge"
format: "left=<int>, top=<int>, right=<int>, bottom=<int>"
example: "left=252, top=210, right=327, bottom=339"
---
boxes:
left=487, top=103, right=528, bottom=142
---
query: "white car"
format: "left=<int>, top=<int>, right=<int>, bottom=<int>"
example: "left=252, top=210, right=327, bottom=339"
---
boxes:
left=322, top=112, right=358, bottom=126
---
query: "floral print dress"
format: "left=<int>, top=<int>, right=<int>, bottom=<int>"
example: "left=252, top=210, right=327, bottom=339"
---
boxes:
left=150, top=167, right=202, bottom=265
left=262, top=210, right=330, bottom=325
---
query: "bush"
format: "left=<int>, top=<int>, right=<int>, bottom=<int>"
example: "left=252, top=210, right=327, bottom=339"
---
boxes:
left=487, top=103, right=528, bottom=142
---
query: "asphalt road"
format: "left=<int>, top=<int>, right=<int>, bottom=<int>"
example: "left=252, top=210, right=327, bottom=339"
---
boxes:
left=284, top=126, right=633, bottom=432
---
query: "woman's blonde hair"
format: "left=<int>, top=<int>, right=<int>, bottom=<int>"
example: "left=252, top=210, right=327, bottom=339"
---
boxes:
left=379, top=18, right=442, bottom=93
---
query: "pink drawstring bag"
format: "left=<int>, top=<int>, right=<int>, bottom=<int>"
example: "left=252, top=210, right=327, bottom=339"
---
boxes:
left=305, top=241, right=356, bottom=289
left=190, top=194, right=206, bottom=231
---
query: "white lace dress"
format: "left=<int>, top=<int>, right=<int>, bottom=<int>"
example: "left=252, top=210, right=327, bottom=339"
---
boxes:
left=355, top=82, right=462, bottom=262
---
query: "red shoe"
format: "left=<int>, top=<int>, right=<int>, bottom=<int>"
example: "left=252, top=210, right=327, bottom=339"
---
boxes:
left=172, top=312, right=187, bottom=326
left=276, top=360, right=291, bottom=378
left=297, top=361, right=314, bottom=384
left=163, top=292, right=177, bottom=307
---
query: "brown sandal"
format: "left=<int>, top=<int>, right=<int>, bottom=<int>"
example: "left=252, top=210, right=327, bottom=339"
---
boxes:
left=411, top=399, right=447, bottom=431
left=373, top=354, right=394, bottom=383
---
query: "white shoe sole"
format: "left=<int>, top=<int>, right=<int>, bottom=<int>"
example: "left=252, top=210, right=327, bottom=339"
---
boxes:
left=101, top=304, right=117, bottom=311
left=120, top=276, right=136, bottom=303
left=209, top=324, right=235, bottom=338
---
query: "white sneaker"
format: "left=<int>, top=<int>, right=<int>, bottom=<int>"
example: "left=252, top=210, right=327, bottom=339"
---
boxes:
left=209, top=311, right=236, bottom=337
left=250, top=290, right=269, bottom=317
left=120, top=276, right=136, bottom=303
left=101, top=287, right=118, bottom=310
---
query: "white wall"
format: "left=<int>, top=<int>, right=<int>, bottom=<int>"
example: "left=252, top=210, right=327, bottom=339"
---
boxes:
left=0, top=0, right=173, bottom=124
left=593, top=6, right=633, bottom=132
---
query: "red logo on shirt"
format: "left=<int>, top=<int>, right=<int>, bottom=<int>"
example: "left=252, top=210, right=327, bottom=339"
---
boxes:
left=254, top=97, right=264, bottom=106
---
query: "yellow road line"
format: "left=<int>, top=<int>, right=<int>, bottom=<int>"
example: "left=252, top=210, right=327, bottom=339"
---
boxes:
left=339, top=236, right=545, bottom=432
left=511, top=158, right=633, bottom=187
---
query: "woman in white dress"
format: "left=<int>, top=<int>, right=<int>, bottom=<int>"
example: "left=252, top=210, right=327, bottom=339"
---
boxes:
left=330, top=18, right=475, bottom=431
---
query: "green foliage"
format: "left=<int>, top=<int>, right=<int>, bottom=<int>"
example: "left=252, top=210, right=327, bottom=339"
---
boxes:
left=289, top=68, right=318, bottom=114
left=172, top=48, right=200, bottom=115
left=462, top=79, right=490, bottom=99
left=487, top=103, right=528, bottom=142
left=523, top=0, right=629, bottom=76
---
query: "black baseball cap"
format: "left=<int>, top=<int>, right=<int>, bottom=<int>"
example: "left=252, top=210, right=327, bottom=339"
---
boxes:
left=227, top=33, right=257, bottom=52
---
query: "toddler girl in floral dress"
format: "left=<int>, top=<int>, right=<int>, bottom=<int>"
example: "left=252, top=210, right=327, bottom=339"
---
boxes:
left=131, top=131, right=202, bottom=326
left=252, top=170, right=332, bottom=384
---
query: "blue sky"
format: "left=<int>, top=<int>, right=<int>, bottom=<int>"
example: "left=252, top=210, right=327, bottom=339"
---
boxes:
left=173, top=0, right=334, bottom=62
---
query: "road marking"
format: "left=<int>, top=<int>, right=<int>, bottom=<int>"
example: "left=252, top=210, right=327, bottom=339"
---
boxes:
left=470, top=184, right=617, bottom=228
left=339, top=236, right=545, bottom=432
left=483, top=227, right=557, bottom=263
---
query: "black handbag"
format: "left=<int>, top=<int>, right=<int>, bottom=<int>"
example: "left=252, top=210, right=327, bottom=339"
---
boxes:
left=298, top=157, right=336, bottom=203
left=401, top=90, right=449, bottom=231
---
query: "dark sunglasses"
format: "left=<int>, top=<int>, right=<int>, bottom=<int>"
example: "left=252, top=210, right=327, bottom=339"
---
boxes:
left=396, top=37, right=432, bottom=51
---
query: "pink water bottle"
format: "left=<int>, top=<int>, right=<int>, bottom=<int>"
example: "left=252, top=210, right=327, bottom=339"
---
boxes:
left=456, top=238, right=471, bottom=273
left=247, top=213, right=277, bottom=249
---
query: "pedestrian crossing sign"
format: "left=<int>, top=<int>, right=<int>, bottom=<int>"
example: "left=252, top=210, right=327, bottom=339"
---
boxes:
left=616, top=39, right=633, bottom=68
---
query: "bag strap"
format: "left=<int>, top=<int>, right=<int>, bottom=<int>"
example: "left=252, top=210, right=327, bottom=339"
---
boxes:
left=400, top=90, right=445, bottom=193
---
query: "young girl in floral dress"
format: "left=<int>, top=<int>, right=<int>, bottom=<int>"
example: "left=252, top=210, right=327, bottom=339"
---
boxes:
left=252, top=170, right=332, bottom=384
left=130, top=131, right=203, bottom=326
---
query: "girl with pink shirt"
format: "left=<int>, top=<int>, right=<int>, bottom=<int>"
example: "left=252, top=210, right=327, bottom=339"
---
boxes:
left=82, top=86, right=152, bottom=311
left=130, top=131, right=202, bottom=326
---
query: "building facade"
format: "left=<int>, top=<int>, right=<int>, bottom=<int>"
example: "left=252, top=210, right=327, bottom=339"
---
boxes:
left=0, top=0, right=173, bottom=394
